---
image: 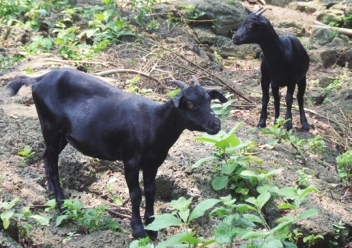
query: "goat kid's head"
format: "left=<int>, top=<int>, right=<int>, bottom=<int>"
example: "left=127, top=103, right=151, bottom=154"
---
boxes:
left=232, top=7, right=269, bottom=45
left=170, top=78, right=227, bottom=135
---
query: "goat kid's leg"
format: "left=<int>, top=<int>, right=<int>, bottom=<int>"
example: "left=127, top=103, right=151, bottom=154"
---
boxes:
left=43, top=147, right=66, bottom=211
left=258, top=80, right=270, bottom=128
left=124, top=161, right=146, bottom=239
left=297, top=77, right=310, bottom=131
left=284, top=85, right=295, bottom=130
left=143, top=167, right=158, bottom=240
left=271, top=85, right=281, bottom=125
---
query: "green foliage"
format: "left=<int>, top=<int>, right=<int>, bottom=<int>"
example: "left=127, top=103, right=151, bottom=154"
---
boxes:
left=0, top=55, right=23, bottom=72
left=307, top=135, right=326, bottom=155
left=295, top=168, right=313, bottom=188
left=211, top=94, right=234, bottom=123
left=56, top=198, right=121, bottom=232
left=194, top=123, right=268, bottom=199
left=145, top=197, right=219, bottom=247
left=336, top=150, right=352, bottom=185
left=0, top=197, right=53, bottom=242
left=18, top=145, right=35, bottom=163
left=329, top=221, right=348, bottom=247
left=211, top=185, right=319, bottom=247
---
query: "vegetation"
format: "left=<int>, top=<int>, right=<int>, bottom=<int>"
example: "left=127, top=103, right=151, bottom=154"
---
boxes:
left=1, top=0, right=351, bottom=247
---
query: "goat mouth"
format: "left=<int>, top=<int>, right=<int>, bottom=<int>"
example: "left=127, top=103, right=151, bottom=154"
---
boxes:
left=232, top=35, right=242, bottom=45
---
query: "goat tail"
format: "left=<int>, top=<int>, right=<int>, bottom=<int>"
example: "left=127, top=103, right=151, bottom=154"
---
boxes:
left=6, top=76, right=38, bottom=96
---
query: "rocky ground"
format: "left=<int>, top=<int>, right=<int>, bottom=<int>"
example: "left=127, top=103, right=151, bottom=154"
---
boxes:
left=0, top=0, right=352, bottom=247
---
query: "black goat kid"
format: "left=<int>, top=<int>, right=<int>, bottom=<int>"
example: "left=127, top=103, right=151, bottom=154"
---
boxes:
left=7, top=68, right=227, bottom=239
left=232, top=8, right=310, bottom=131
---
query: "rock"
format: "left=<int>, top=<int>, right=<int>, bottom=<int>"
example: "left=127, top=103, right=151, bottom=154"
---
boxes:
left=173, top=0, right=246, bottom=36
left=0, top=231, right=22, bottom=248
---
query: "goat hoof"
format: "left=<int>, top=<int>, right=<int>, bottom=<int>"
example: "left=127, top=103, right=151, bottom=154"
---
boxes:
left=284, top=122, right=293, bottom=131
left=132, top=228, right=148, bottom=239
left=147, top=230, right=158, bottom=241
left=257, top=122, right=266, bottom=128
left=302, top=124, right=310, bottom=132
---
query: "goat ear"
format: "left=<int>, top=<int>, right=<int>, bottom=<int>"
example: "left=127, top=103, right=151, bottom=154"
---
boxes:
left=245, top=7, right=253, bottom=15
left=172, top=92, right=184, bottom=108
left=207, top=90, right=228, bottom=103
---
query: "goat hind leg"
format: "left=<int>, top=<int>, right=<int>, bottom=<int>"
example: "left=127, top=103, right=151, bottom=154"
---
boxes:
left=143, top=167, right=158, bottom=240
left=124, top=161, right=146, bottom=238
left=284, top=85, right=295, bottom=130
left=271, top=85, right=281, bottom=125
left=258, top=80, right=270, bottom=128
left=43, top=135, right=68, bottom=212
left=297, top=78, right=310, bottom=131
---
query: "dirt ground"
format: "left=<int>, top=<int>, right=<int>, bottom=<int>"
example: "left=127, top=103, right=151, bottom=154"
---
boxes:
left=0, top=2, right=352, bottom=248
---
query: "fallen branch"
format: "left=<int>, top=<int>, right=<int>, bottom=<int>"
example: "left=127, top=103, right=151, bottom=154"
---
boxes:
left=313, top=21, right=352, bottom=36
left=94, top=69, right=164, bottom=87
left=107, top=208, right=131, bottom=219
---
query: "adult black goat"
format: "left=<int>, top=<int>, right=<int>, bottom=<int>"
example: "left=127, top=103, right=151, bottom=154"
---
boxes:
left=232, top=8, right=310, bottom=131
left=6, top=68, right=227, bottom=239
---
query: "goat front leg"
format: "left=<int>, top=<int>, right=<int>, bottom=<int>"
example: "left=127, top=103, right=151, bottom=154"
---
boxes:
left=271, top=85, right=281, bottom=125
left=124, top=161, right=146, bottom=239
left=43, top=147, right=65, bottom=212
left=258, top=80, right=270, bottom=128
left=284, top=85, right=295, bottom=130
left=297, top=77, right=310, bottom=131
left=143, top=167, right=158, bottom=240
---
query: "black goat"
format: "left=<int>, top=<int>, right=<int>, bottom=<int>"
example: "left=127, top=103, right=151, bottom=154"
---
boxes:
left=6, top=68, right=227, bottom=239
left=232, top=8, right=310, bottom=131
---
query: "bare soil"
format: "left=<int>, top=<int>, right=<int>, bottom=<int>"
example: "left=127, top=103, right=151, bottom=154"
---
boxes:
left=0, top=2, right=352, bottom=248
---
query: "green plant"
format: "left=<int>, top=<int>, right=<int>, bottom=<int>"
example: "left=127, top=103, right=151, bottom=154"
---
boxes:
left=211, top=185, right=319, bottom=247
left=129, top=236, right=153, bottom=248
left=323, top=79, right=343, bottom=94
left=307, top=135, right=326, bottom=155
left=329, top=221, right=348, bottom=247
left=194, top=123, right=266, bottom=199
left=262, top=117, right=307, bottom=160
left=145, top=197, right=219, bottom=247
left=211, top=93, right=234, bottom=123
left=18, top=145, right=35, bottom=163
left=302, top=233, right=324, bottom=247
left=295, top=168, right=313, bottom=188
left=336, top=150, right=352, bottom=185
left=56, top=198, right=121, bottom=232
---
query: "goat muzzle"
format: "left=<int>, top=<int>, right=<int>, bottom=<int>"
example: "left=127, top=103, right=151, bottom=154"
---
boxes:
left=205, top=118, right=221, bottom=135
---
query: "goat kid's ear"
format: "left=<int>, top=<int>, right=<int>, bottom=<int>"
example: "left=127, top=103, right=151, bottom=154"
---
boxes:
left=172, top=92, right=184, bottom=108
left=207, top=90, right=228, bottom=103
left=245, top=7, right=253, bottom=15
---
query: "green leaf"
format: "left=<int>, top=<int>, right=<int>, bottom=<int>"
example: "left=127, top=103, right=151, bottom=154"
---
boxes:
left=282, top=241, right=298, bottom=248
left=298, top=208, right=318, bottom=220
left=240, top=170, right=257, bottom=178
left=242, top=213, right=263, bottom=224
left=31, top=214, right=52, bottom=226
left=221, top=163, right=237, bottom=175
left=178, top=232, right=201, bottom=244
left=193, top=156, right=219, bottom=168
left=214, top=228, right=232, bottom=244
left=145, top=214, right=182, bottom=231
left=278, top=187, right=296, bottom=199
left=277, top=203, right=296, bottom=210
left=189, top=199, right=220, bottom=222
left=155, top=232, right=189, bottom=248
left=262, top=236, right=284, bottom=248
left=2, top=218, right=10, bottom=229
left=55, top=214, right=69, bottom=226
left=0, top=198, right=21, bottom=210
left=257, top=191, right=271, bottom=210
left=212, top=176, right=228, bottom=190
left=170, top=197, right=193, bottom=211
left=178, top=209, right=190, bottom=223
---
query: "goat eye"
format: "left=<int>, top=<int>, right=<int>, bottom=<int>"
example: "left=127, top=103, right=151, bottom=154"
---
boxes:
left=246, top=23, right=253, bottom=29
left=187, top=102, right=194, bottom=109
